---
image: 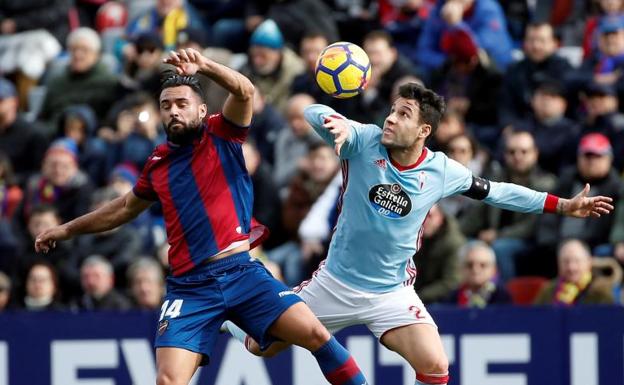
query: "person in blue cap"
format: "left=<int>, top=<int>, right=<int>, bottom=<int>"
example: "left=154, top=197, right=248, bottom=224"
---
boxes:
left=241, top=19, right=305, bottom=114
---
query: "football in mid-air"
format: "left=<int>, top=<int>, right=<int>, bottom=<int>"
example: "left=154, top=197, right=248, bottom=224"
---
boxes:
left=315, top=42, right=372, bottom=99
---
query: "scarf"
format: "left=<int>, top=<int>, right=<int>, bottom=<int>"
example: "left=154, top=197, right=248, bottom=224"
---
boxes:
left=553, top=272, right=592, bottom=306
left=457, top=281, right=496, bottom=308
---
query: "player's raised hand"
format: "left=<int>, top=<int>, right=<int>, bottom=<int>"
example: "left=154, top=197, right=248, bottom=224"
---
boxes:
left=323, top=116, right=350, bottom=156
left=163, top=48, right=207, bottom=76
left=559, top=183, right=614, bottom=218
left=34, top=225, right=70, bottom=253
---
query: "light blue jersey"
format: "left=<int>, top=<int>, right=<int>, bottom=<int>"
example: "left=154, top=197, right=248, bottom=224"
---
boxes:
left=305, top=104, right=549, bottom=292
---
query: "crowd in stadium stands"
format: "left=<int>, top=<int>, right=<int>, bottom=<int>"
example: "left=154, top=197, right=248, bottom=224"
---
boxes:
left=0, top=0, right=624, bottom=312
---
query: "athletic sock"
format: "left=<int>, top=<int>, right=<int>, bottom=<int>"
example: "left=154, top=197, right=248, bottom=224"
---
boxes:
left=312, top=336, right=368, bottom=385
left=221, top=321, right=251, bottom=349
left=415, top=372, right=449, bottom=385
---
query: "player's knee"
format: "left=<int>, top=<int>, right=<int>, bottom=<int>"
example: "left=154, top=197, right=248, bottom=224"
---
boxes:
left=416, top=353, right=448, bottom=375
left=306, top=324, right=331, bottom=350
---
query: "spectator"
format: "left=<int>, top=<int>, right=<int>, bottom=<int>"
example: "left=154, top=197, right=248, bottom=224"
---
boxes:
left=461, top=131, right=557, bottom=281
left=58, top=105, right=109, bottom=186
left=25, top=139, right=94, bottom=223
left=75, top=187, right=142, bottom=288
left=20, top=262, right=64, bottom=311
left=19, top=205, right=79, bottom=299
left=428, top=111, right=466, bottom=152
left=121, top=32, right=165, bottom=96
left=417, top=0, right=513, bottom=73
left=100, top=92, right=165, bottom=171
left=445, top=241, right=512, bottom=307
left=514, top=81, right=580, bottom=174
left=248, top=89, right=286, bottom=166
left=273, top=93, right=323, bottom=190
left=242, top=141, right=282, bottom=247
left=76, top=255, right=132, bottom=311
left=499, top=23, right=572, bottom=127
left=534, top=239, right=615, bottom=305
left=413, top=204, right=465, bottom=304
left=537, top=133, right=623, bottom=265
left=291, top=32, right=334, bottom=105
left=582, top=0, right=624, bottom=58
left=578, top=81, right=624, bottom=171
left=429, top=30, right=502, bottom=132
left=126, top=0, right=204, bottom=51
left=39, top=28, right=120, bottom=130
left=380, top=0, right=433, bottom=67
left=127, top=257, right=165, bottom=310
left=269, top=142, right=340, bottom=285
left=359, top=31, right=415, bottom=125
left=241, top=20, right=305, bottom=114
left=0, top=272, right=11, bottom=311
left=0, top=78, right=48, bottom=184
left=0, top=151, right=22, bottom=221
left=0, top=0, right=71, bottom=44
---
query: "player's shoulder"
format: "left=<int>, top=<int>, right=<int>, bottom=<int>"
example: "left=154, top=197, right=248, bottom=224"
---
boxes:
left=144, top=143, right=171, bottom=168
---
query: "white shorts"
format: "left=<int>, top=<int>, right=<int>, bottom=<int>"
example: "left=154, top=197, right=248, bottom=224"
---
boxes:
left=294, top=264, right=436, bottom=339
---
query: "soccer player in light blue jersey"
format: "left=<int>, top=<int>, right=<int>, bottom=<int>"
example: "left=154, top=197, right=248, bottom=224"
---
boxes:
left=223, top=83, right=614, bottom=385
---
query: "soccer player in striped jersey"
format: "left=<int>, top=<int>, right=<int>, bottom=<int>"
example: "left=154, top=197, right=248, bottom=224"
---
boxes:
left=35, top=48, right=369, bottom=385
left=223, top=83, right=613, bottom=385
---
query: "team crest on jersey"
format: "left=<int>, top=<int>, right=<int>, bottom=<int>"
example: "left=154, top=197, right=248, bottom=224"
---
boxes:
left=158, top=320, right=169, bottom=335
left=368, top=183, right=412, bottom=218
left=373, top=159, right=387, bottom=170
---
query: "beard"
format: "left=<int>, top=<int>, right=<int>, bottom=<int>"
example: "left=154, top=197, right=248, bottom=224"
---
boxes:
left=165, top=118, right=203, bottom=145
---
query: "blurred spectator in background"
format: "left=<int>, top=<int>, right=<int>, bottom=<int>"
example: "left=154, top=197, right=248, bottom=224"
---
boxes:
left=269, top=142, right=340, bottom=285
left=514, top=81, right=579, bottom=174
left=578, top=82, right=624, bottom=171
left=291, top=32, right=334, bottom=105
left=439, top=133, right=481, bottom=219
left=100, top=92, right=164, bottom=171
left=0, top=0, right=70, bottom=44
left=126, top=0, right=204, bottom=52
left=610, top=201, right=624, bottom=264
left=25, top=139, right=94, bottom=223
left=429, top=28, right=502, bottom=136
left=445, top=241, right=512, bottom=307
left=75, top=187, right=142, bottom=288
left=0, top=272, right=11, bottom=311
left=248, top=89, right=286, bottom=166
left=242, top=20, right=305, bottom=114
left=461, top=131, right=556, bottom=281
left=19, top=205, right=79, bottom=299
left=537, top=133, right=623, bottom=272
left=39, top=28, right=120, bottom=132
left=413, top=204, right=464, bottom=304
left=58, top=105, right=108, bottom=186
left=77, top=255, right=131, bottom=311
left=582, top=0, right=624, bottom=58
left=127, top=257, right=164, bottom=310
left=242, top=141, right=282, bottom=247
left=273, top=93, right=323, bottom=190
left=499, top=23, right=572, bottom=127
left=359, top=31, right=415, bottom=125
left=0, top=152, right=22, bottom=271
left=20, top=261, right=64, bottom=311
left=534, top=239, right=615, bottom=305
left=380, top=0, right=433, bottom=67
left=418, top=0, right=513, bottom=73
left=428, top=110, right=466, bottom=151
left=121, top=32, right=164, bottom=95
left=0, top=78, right=48, bottom=183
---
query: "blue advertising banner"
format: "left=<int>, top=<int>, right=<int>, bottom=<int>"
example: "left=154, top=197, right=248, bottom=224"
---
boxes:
left=0, top=306, right=622, bottom=385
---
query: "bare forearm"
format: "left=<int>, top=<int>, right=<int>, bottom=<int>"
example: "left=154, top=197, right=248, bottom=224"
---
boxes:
left=64, top=197, right=135, bottom=237
left=199, top=60, right=254, bottom=100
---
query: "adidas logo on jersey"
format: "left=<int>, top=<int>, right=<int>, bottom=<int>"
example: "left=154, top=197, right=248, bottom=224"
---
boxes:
left=374, top=159, right=387, bottom=170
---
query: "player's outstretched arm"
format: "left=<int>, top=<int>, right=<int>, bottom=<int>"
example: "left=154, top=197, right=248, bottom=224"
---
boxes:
left=164, top=48, right=254, bottom=127
left=34, top=191, right=152, bottom=253
left=553, top=183, right=614, bottom=218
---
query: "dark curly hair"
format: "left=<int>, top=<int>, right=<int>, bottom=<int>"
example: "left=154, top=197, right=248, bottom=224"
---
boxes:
left=160, top=73, right=206, bottom=101
left=398, top=82, right=446, bottom=137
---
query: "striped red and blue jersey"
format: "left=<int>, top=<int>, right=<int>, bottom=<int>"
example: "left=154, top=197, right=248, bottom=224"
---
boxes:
left=133, top=113, right=254, bottom=276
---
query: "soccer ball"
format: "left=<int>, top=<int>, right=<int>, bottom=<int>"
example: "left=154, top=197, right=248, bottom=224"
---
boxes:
left=315, top=42, right=372, bottom=99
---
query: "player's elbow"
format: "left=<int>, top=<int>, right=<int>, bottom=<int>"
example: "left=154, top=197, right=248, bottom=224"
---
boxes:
left=237, top=79, right=255, bottom=101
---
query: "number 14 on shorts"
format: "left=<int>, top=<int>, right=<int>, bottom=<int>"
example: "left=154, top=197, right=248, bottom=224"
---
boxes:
left=160, top=299, right=184, bottom=321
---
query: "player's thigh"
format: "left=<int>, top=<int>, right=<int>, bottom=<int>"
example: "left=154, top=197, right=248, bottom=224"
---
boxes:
left=156, top=347, right=203, bottom=385
left=268, top=301, right=331, bottom=351
left=380, top=323, right=448, bottom=374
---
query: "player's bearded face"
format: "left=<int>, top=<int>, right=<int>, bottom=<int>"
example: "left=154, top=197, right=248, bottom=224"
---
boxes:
left=164, top=114, right=203, bottom=144
left=382, top=98, right=422, bottom=149
left=160, top=86, right=207, bottom=145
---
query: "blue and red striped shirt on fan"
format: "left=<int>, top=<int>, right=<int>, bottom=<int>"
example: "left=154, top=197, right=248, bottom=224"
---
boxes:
left=133, top=113, right=259, bottom=276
